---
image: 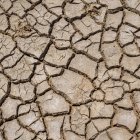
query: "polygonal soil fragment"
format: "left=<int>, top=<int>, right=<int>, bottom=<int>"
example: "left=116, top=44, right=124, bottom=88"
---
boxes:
left=37, top=90, right=70, bottom=115
left=45, top=45, right=73, bottom=66
left=102, top=42, right=122, bottom=68
left=51, top=70, right=93, bottom=104
left=70, top=54, right=97, bottom=79
left=90, top=101, right=114, bottom=118
left=113, top=108, right=137, bottom=131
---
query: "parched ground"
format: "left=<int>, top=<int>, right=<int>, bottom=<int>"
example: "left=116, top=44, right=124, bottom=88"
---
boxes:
left=0, top=0, right=140, bottom=139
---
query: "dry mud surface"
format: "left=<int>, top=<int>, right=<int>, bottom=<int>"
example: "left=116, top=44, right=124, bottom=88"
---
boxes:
left=0, top=0, right=140, bottom=140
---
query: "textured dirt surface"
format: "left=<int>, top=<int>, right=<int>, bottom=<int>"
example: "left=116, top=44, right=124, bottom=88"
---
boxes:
left=0, top=0, right=140, bottom=139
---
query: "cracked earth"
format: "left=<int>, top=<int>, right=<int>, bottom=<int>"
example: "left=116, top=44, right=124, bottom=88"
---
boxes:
left=0, top=0, right=140, bottom=139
